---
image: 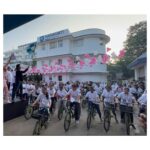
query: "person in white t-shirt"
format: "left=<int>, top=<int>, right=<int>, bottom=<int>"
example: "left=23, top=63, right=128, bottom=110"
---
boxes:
left=138, top=90, right=147, bottom=115
left=85, top=86, right=102, bottom=121
left=67, top=83, right=81, bottom=124
left=117, top=87, right=135, bottom=123
left=102, top=85, right=118, bottom=123
left=22, top=80, right=28, bottom=100
left=48, top=84, right=57, bottom=114
left=27, top=81, right=36, bottom=103
left=56, top=82, right=68, bottom=115
left=32, top=86, right=51, bottom=121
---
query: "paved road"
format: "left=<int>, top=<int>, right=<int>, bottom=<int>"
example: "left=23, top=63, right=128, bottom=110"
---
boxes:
left=4, top=103, right=146, bottom=136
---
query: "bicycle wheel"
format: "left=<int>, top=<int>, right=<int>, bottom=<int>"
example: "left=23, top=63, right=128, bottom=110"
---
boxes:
left=82, top=99, right=87, bottom=108
left=33, top=120, right=42, bottom=135
left=104, top=110, right=111, bottom=132
left=125, top=113, right=130, bottom=135
left=87, top=112, right=92, bottom=130
left=64, top=112, right=71, bottom=132
left=58, top=105, right=64, bottom=120
left=24, top=105, right=33, bottom=120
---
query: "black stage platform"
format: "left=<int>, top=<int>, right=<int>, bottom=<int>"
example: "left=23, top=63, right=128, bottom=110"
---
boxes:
left=4, top=100, right=28, bottom=122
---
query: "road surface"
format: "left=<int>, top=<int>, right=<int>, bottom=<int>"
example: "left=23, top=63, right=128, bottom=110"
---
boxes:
left=4, top=103, right=146, bottom=136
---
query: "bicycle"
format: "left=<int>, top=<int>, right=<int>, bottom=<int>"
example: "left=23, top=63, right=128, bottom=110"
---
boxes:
left=58, top=99, right=67, bottom=120
left=81, top=97, right=87, bottom=108
left=51, top=97, right=57, bottom=114
left=87, top=102, right=97, bottom=130
left=24, top=94, right=37, bottom=120
left=103, top=102, right=113, bottom=133
left=64, top=101, right=75, bottom=132
left=32, top=107, right=50, bottom=135
left=122, top=105, right=136, bottom=135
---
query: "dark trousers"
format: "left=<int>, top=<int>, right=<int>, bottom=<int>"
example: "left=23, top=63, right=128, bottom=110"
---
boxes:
left=12, top=82, right=23, bottom=101
left=70, top=102, right=81, bottom=121
left=88, top=101, right=102, bottom=119
left=120, top=105, right=133, bottom=123
left=50, top=97, right=57, bottom=113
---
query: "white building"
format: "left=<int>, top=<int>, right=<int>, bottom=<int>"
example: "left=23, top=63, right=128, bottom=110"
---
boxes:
left=128, top=52, right=147, bottom=82
left=3, top=42, right=35, bottom=69
left=35, top=28, right=110, bottom=82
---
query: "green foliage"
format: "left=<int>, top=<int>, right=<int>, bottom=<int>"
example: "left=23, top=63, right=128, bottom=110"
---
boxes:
left=124, top=21, right=147, bottom=63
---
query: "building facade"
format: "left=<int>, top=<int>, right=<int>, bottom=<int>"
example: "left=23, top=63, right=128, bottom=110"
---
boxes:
left=35, top=28, right=110, bottom=82
left=4, top=28, right=110, bottom=82
left=128, top=52, right=147, bottom=82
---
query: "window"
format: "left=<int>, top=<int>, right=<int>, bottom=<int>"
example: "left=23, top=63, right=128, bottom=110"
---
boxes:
left=41, top=44, right=45, bottom=50
left=41, top=60, right=45, bottom=66
left=73, top=39, right=83, bottom=47
left=58, top=40, right=63, bottom=47
left=58, top=75, right=62, bottom=81
left=58, top=59, right=62, bottom=65
left=49, top=41, right=57, bottom=49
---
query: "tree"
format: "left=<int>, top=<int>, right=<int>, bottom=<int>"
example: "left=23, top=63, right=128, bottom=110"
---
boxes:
left=124, top=21, right=147, bottom=63
left=108, top=20, right=146, bottom=80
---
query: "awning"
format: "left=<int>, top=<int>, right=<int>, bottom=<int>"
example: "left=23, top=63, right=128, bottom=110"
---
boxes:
left=128, top=52, right=147, bottom=69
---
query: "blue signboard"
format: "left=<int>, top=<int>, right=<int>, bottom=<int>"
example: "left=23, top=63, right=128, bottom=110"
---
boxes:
left=37, top=29, right=70, bottom=43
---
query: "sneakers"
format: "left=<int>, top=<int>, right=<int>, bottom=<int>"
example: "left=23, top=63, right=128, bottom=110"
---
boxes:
left=75, top=120, right=79, bottom=125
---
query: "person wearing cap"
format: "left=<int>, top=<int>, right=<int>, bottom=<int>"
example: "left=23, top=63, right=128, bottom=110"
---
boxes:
left=67, top=83, right=81, bottom=125
left=12, top=64, right=29, bottom=102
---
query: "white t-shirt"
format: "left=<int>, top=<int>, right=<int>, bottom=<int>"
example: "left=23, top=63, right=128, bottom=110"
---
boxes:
left=27, top=84, right=35, bottom=95
left=6, top=71, right=13, bottom=83
left=36, top=93, right=51, bottom=108
left=68, top=89, right=81, bottom=103
left=85, top=91, right=99, bottom=104
left=23, top=83, right=28, bottom=94
left=48, top=88, right=56, bottom=97
left=138, top=93, right=147, bottom=106
left=129, top=87, right=137, bottom=94
left=36, top=87, right=42, bottom=95
left=57, top=89, right=67, bottom=100
left=102, top=90, right=115, bottom=104
left=118, top=92, right=134, bottom=106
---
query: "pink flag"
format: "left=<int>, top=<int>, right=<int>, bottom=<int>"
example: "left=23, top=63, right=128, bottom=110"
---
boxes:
left=107, top=47, right=111, bottom=52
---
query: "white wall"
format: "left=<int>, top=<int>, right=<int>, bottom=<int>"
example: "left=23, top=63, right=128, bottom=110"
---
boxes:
left=71, top=37, right=105, bottom=55
left=71, top=73, right=107, bottom=82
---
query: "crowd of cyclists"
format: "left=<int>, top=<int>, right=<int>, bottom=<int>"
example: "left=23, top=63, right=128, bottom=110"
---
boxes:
left=3, top=55, right=147, bottom=134
left=21, top=78, right=147, bottom=132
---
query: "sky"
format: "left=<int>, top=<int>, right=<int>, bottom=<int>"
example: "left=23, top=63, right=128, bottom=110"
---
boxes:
left=3, top=15, right=146, bottom=55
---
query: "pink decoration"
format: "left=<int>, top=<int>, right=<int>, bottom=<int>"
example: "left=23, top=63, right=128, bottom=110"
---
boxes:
left=79, top=60, right=85, bottom=66
left=118, top=49, right=126, bottom=59
left=102, top=54, right=110, bottom=64
left=107, top=47, right=111, bottom=52
left=84, top=54, right=91, bottom=59
left=89, top=57, right=97, bottom=65
left=43, top=64, right=48, bottom=67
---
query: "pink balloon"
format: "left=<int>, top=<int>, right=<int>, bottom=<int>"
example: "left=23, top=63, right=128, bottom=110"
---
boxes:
left=84, top=54, right=91, bottom=59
